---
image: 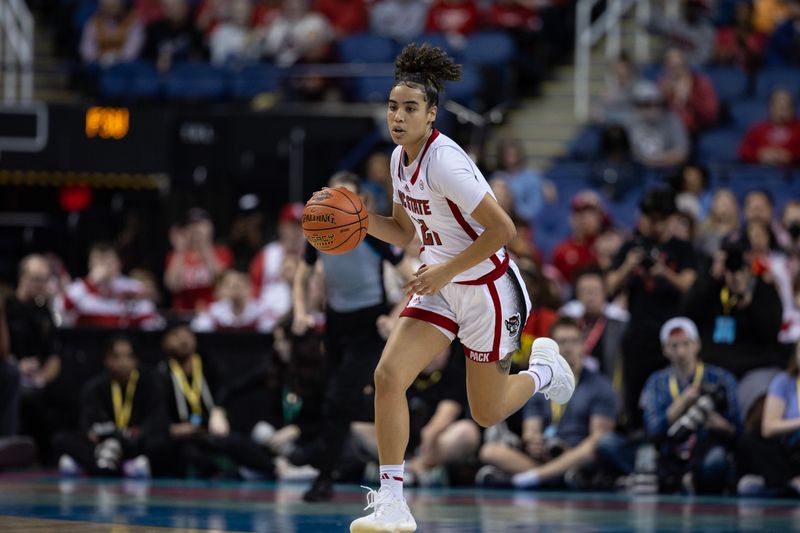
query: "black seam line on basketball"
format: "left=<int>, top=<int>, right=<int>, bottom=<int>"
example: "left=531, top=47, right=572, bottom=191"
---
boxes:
left=303, top=215, right=369, bottom=232
left=305, top=203, right=361, bottom=215
left=339, top=188, right=365, bottom=238
left=326, top=226, right=367, bottom=252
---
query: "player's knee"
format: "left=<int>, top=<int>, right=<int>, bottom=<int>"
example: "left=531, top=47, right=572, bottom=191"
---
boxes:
left=373, top=361, right=406, bottom=393
left=478, top=442, right=504, bottom=464
left=471, top=407, right=503, bottom=429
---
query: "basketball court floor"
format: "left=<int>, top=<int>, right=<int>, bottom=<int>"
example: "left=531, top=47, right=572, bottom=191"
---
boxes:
left=0, top=474, right=798, bottom=532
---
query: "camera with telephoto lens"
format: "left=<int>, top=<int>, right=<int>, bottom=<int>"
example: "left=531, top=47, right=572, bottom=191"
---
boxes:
left=667, top=383, right=728, bottom=442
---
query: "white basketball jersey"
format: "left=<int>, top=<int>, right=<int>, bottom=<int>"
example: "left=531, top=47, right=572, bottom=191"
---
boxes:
left=391, top=129, right=508, bottom=283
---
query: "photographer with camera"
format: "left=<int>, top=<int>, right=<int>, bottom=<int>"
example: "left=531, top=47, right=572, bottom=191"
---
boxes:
left=599, top=317, right=740, bottom=494
left=607, top=188, right=698, bottom=426
left=685, top=237, right=784, bottom=377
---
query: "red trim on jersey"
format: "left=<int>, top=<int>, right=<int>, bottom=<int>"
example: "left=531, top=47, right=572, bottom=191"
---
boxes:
left=488, top=280, right=503, bottom=357
left=445, top=199, right=503, bottom=269
left=455, top=253, right=509, bottom=285
left=398, top=129, right=440, bottom=186
left=400, top=307, right=459, bottom=335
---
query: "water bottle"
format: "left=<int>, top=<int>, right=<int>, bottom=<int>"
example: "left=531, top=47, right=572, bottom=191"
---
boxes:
left=631, top=443, right=658, bottom=495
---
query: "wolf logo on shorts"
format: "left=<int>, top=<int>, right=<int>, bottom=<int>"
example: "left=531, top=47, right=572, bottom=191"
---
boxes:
left=505, top=313, right=521, bottom=337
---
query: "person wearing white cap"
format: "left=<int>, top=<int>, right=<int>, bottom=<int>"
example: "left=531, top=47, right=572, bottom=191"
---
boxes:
left=597, top=316, right=741, bottom=494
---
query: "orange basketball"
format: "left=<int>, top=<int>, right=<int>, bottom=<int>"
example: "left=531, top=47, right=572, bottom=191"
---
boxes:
left=302, top=187, right=369, bottom=254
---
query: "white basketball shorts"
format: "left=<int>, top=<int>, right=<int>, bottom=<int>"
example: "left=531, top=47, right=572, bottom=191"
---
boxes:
left=400, top=260, right=531, bottom=363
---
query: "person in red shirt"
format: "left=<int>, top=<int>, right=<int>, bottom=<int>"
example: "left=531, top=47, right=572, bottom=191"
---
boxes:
left=552, top=191, right=606, bottom=284
left=739, top=88, right=800, bottom=165
left=312, top=0, right=367, bottom=37
left=58, top=243, right=162, bottom=329
left=164, top=208, right=233, bottom=313
left=425, top=0, right=480, bottom=36
left=658, top=47, right=719, bottom=134
left=713, top=0, right=766, bottom=72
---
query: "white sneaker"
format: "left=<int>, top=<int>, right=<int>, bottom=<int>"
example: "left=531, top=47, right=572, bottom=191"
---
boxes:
left=350, top=486, right=417, bottom=532
left=529, top=337, right=575, bottom=404
left=58, top=454, right=81, bottom=477
left=122, top=455, right=151, bottom=479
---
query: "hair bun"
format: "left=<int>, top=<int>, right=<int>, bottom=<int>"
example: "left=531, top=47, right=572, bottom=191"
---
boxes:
left=394, top=43, right=461, bottom=92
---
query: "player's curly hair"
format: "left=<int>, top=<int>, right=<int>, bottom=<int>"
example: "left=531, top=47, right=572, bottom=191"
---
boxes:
left=394, top=43, right=461, bottom=108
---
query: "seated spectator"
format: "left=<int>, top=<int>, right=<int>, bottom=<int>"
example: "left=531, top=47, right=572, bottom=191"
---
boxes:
left=312, top=0, right=367, bottom=37
left=225, top=328, right=326, bottom=482
left=599, top=317, right=740, bottom=494
left=624, top=81, right=689, bottom=169
left=369, top=0, right=429, bottom=43
left=208, top=0, right=261, bottom=66
left=739, top=89, right=800, bottom=166
left=6, top=255, right=64, bottom=465
left=669, top=163, right=711, bottom=220
left=606, top=188, right=698, bottom=424
left=54, top=336, right=169, bottom=477
left=425, top=0, right=481, bottom=37
left=191, top=270, right=277, bottom=332
left=685, top=239, right=784, bottom=376
left=658, top=47, right=719, bottom=134
left=404, top=346, right=479, bottom=486
left=164, top=208, right=233, bottom=313
left=589, top=124, right=642, bottom=200
left=591, top=53, right=640, bottom=125
left=713, top=0, right=766, bottom=72
left=696, top=188, right=740, bottom=257
left=476, top=318, right=617, bottom=489
left=159, top=326, right=275, bottom=478
left=80, top=0, right=145, bottom=66
left=647, top=0, right=715, bottom=66
left=0, top=297, right=35, bottom=471
left=552, top=191, right=606, bottom=284
left=561, top=267, right=629, bottom=381
left=249, top=203, right=304, bottom=329
left=736, top=339, right=800, bottom=496
left=58, top=243, right=162, bottom=329
left=777, top=199, right=800, bottom=257
left=144, top=0, right=206, bottom=73
left=766, top=0, right=800, bottom=66
left=261, top=0, right=334, bottom=67
left=746, top=220, right=794, bottom=317
left=490, top=139, right=552, bottom=226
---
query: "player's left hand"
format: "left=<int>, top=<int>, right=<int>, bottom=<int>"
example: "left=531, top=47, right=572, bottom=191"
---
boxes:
left=405, top=264, right=454, bottom=296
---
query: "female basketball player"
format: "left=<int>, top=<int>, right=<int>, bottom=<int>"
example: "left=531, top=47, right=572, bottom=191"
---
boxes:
left=344, top=44, right=576, bottom=532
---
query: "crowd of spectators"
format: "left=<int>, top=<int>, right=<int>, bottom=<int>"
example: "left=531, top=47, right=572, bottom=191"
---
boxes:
left=1, top=141, right=799, bottom=499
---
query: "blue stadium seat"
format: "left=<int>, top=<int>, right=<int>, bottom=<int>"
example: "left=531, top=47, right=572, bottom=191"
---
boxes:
left=756, top=67, right=800, bottom=100
left=444, top=65, right=481, bottom=105
left=337, top=33, right=396, bottom=64
left=461, top=32, right=515, bottom=66
left=697, top=129, right=743, bottom=163
left=230, top=64, right=282, bottom=99
left=164, top=63, right=227, bottom=99
left=640, top=64, right=661, bottom=81
left=99, top=61, right=160, bottom=99
left=354, top=76, right=394, bottom=103
left=703, top=66, right=748, bottom=102
left=567, top=126, right=602, bottom=160
left=729, top=99, right=768, bottom=129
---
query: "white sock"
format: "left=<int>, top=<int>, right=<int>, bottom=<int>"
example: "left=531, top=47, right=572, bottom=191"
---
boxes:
left=521, top=364, right=552, bottom=393
left=379, top=463, right=404, bottom=500
left=512, top=469, right=541, bottom=488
